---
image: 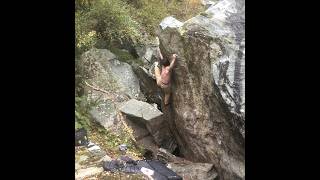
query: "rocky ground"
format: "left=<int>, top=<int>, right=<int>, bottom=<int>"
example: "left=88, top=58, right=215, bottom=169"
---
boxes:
left=75, top=118, right=149, bottom=180
left=75, top=147, right=148, bottom=180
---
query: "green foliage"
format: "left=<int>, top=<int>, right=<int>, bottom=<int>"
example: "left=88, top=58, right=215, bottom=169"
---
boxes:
left=90, top=0, right=141, bottom=43
left=75, top=96, right=92, bottom=130
left=75, top=0, right=204, bottom=57
left=166, top=0, right=205, bottom=21
left=75, top=11, right=97, bottom=55
left=124, top=0, right=205, bottom=36
left=127, top=0, right=169, bottom=36
left=75, top=64, right=84, bottom=96
left=75, top=121, right=83, bottom=130
left=75, top=0, right=142, bottom=57
left=75, top=0, right=94, bottom=11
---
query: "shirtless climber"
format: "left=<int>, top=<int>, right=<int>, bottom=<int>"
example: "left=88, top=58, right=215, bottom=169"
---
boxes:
left=154, top=48, right=178, bottom=105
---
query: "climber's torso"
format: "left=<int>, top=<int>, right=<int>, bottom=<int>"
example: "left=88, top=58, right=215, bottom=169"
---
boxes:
left=161, top=66, right=171, bottom=85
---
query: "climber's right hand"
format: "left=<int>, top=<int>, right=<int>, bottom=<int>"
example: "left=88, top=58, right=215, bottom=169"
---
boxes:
left=172, top=54, right=178, bottom=59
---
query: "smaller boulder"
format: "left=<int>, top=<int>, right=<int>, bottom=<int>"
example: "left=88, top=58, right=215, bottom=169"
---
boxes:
left=75, top=167, right=104, bottom=180
left=159, top=16, right=183, bottom=30
left=168, top=162, right=218, bottom=180
left=119, top=99, right=163, bottom=123
left=119, top=99, right=175, bottom=151
left=102, top=155, right=113, bottom=162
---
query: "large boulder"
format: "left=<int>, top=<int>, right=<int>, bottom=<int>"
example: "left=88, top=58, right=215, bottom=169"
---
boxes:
left=119, top=99, right=177, bottom=152
left=80, top=48, right=144, bottom=100
left=119, top=99, right=163, bottom=123
left=79, top=48, right=145, bottom=131
left=157, top=0, right=245, bottom=179
left=207, top=0, right=245, bottom=138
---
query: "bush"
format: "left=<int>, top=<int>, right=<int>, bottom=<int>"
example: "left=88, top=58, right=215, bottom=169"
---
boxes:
left=75, top=0, right=142, bottom=57
left=75, top=10, right=97, bottom=55
left=75, top=0, right=94, bottom=11
left=75, top=0, right=204, bottom=57
left=128, top=0, right=169, bottom=36
left=124, top=0, right=204, bottom=36
left=75, top=96, right=96, bottom=131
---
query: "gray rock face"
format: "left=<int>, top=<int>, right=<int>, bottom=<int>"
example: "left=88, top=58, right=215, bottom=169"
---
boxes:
left=206, top=0, right=245, bottom=137
left=156, top=148, right=186, bottom=163
left=136, top=135, right=159, bottom=158
left=119, top=99, right=176, bottom=152
left=157, top=0, right=245, bottom=179
left=132, top=66, right=162, bottom=107
left=123, top=114, right=150, bottom=140
left=156, top=148, right=218, bottom=180
left=108, top=59, right=142, bottom=99
left=135, top=37, right=161, bottom=64
left=135, top=45, right=158, bottom=64
left=89, top=105, right=116, bottom=130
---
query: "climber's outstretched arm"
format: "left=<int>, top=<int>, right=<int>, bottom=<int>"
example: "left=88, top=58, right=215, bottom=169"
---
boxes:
left=169, top=54, right=177, bottom=71
left=157, top=47, right=163, bottom=60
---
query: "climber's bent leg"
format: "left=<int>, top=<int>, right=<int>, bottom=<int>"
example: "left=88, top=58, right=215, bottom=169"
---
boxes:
left=162, top=85, right=171, bottom=105
left=164, top=92, right=170, bottom=105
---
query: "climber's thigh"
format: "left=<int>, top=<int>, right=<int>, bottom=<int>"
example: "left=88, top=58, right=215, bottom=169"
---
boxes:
left=161, top=84, right=171, bottom=94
